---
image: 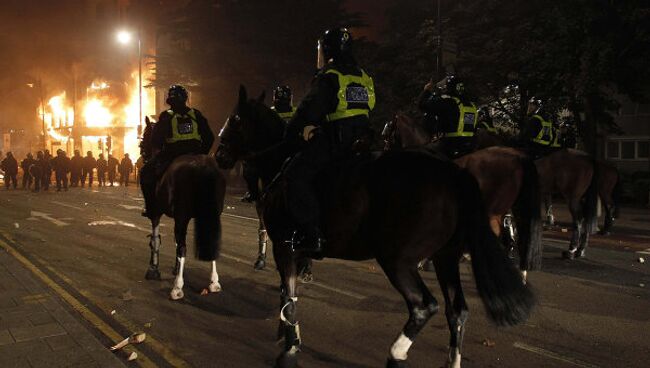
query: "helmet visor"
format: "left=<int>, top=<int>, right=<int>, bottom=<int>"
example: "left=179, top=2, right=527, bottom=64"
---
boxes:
left=317, top=40, right=326, bottom=69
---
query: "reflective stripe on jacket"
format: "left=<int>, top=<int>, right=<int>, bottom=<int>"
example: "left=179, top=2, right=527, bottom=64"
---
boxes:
left=324, top=69, right=375, bottom=122
left=531, top=114, right=552, bottom=145
left=166, top=109, right=202, bottom=143
left=446, top=97, right=478, bottom=137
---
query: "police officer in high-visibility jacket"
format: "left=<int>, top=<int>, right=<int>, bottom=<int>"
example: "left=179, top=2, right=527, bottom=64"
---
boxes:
left=519, top=97, right=553, bottom=158
left=240, top=85, right=297, bottom=203
left=271, top=85, right=296, bottom=123
left=283, top=28, right=375, bottom=256
left=140, top=85, right=214, bottom=217
left=418, top=75, right=479, bottom=158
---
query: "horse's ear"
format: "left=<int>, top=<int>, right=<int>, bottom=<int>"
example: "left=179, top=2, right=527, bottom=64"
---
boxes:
left=145, top=116, right=151, bottom=126
left=238, top=85, right=248, bottom=105
left=257, top=91, right=266, bottom=103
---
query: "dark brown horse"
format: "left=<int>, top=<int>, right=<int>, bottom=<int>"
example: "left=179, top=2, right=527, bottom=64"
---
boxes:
left=216, top=86, right=534, bottom=368
left=384, top=114, right=543, bottom=279
left=140, top=122, right=226, bottom=300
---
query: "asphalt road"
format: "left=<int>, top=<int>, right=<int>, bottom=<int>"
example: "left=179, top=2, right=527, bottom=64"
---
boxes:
left=0, top=186, right=648, bottom=368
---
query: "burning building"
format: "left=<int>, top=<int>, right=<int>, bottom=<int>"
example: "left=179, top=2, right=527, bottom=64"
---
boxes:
left=40, top=72, right=155, bottom=160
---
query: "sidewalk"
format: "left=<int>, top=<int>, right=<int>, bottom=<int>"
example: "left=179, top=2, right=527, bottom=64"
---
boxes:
left=0, top=245, right=125, bottom=368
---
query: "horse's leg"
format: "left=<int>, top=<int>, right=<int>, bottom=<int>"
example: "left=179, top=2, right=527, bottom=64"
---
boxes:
left=275, top=258, right=300, bottom=368
left=208, top=260, right=222, bottom=293
left=298, top=258, right=313, bottom=284
left=600, top=202, right=614, bottom=235
left=501, top=213, right=517, bottom=260
left=433, top=252, right=468, bottom=368
left=145, top=217, right=162, bottom=280
left=170, top=217, right=190, bottom=300
left=382, top=262, right=439, bottom=367
left=545, top=194, right=555, bottom=226
left=254, top=202, right=268, bottom=270
left=562, top=198, right=583, bottom=260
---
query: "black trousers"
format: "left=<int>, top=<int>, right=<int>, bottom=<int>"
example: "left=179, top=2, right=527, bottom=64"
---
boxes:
left=283, top=133, right=333, bottom=236
left=55, top=171, right=68, bottom=191
left=22, top=173, right=32, bottom=189
left=4, top=174, right=17, bottom=189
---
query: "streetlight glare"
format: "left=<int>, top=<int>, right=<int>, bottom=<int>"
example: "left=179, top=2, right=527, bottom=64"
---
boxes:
left=116, top=30, right=132, bottom=44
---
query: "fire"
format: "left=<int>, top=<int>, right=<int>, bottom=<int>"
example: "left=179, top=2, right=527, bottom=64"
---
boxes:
left=38, top=71, right=155, bottom=160
left=84, top=98, right=113, bottom=127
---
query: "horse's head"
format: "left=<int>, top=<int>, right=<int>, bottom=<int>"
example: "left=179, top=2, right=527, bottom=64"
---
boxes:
left=216, top=85, right=285, bottom=169
left=140, top=116, right=155, bottom=158
left=383, top=113, right=431, bottom=150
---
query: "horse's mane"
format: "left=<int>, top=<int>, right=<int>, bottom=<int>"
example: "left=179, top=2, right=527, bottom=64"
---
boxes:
left=242, top=98, right=287, bottom=149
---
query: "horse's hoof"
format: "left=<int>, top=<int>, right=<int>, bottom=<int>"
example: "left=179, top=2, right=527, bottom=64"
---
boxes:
left=386, top=358, right=409, bottom=368
left=562, top=250, right=576, bottom=260
left=299, top=271, right=313, bottom=284
left=576, top=249, right=586, bottom=258
left=253, top=258, right=266, bottom=271
left=274, top=351, right=298, bottom=368
left=170, top=288, right=184, bottom=300
left=209, top=282, right=222, bottom=293
left=145, top=269, right=161, bottom=281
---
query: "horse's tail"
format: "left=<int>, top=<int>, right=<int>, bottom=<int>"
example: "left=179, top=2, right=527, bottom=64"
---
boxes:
left=456, top=169, right=535, bottom=326
left=584, top=159, right=600, bottom=234
left=513, top=157, right=543, bottom=271
left=194, top=163, right=224, bottom=261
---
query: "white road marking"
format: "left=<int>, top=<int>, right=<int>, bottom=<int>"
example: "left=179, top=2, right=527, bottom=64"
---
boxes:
left=636, top=248, right=650, bottom=255
left=222, top=213, right=258, bottom=222
left=88, top=219, right=150, bottom=233
left=513, top=342, right=601, bottom=368
left=309, top=281, right=365, bottom=300
left=51, top=201, right=84, bottom=211
left=30, top=211, right=70, bottom=227
left=118, top=204, right=141, bottom=211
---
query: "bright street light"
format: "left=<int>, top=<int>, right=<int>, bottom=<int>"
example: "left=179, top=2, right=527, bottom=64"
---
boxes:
left=116, top=30, right=132, bottom=45
left=116, top=28, right=143, bottom=136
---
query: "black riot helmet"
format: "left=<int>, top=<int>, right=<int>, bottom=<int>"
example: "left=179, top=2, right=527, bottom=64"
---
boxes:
left=317, top=28, right=353, bottom=68
left=273, top=85, right=292, bottom=106
left=444, top=75, right=465, bottom=97
left=528, top=97, right=543, bottom=115
left=166, top=85, right=189, bottom=106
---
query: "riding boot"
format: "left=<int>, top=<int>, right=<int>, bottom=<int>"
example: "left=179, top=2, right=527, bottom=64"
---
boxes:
left=141, top=178, right=157, bottom=217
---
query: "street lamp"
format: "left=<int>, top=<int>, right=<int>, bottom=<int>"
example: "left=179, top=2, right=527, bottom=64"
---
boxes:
left=116, top=29, right=143, bottom=137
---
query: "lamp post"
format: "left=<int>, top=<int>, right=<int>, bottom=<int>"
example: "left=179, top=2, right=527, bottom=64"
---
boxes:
left=116, top=29, right=143, bottom=137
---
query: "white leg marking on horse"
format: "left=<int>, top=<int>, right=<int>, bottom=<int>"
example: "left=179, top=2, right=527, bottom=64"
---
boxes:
left=209, top=261, right=222, bottom=293
left=389, top=333, right=413, bottom=361
left=448, top=348, right=461, bottom=368
left=522, top=270, right=528, bottom=285
left=170, top=257, right=185, bottom=300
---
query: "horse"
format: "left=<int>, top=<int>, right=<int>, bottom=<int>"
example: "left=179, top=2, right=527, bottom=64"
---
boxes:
left=384, top=114, right=543, bottom=279
left=140, top=122, right=226, bottom=300
left=216, top=86, right=534, bottom=368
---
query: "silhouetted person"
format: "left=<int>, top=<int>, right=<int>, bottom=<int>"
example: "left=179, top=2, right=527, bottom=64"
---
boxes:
left=107, top=154, right=119, bottom=186
left=119, top=153, right=133, bottom=187
left=31, top=151, right=47, bottom=192
left=96, top=153, right=107, bottom=187
left=70, top=150, right=82, bottom=187
left=51, top=149, right=70, bottom=191
left=43, top=149, right=53, bottom=190
left=81, top=151, right=96, bottom=187
left=1, top=152, right=18, bottom=189
left=20, top=153, right=35, bottom=190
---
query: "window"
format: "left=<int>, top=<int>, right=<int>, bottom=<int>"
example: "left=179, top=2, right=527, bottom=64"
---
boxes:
left=621, top=141, right=635, bottom=159
left=607, top=141, right=619, bottom=159
left=606, top=138, right=650, bottom=161
left=639, top=141, right=649, bottom=159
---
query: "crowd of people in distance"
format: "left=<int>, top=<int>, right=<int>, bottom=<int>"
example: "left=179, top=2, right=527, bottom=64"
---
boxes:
left=0, top=149, right=139, bottom=192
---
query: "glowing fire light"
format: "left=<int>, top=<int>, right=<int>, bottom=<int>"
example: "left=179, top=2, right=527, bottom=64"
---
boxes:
left=84, top=99, right=113, bottom=127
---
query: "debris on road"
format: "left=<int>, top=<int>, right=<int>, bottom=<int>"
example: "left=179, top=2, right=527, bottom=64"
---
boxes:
left=110, top=309, right=116, bottom=315
left=640, top=283, right=645, bottom=288
left=144, top=322, right=152, bottom=328
left=638, top=257, right=645, bottom=264
left=561, top=228, right=568, bottom=233
left=110, top=332, right=146, bottom=351
left=116, top=349, right=138, bottom=361
left=13, top=222, right=19, bottom=229
left=482, top=338, right=496, bottom=347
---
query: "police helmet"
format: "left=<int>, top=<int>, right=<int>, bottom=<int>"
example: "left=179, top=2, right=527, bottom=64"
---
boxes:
left=528, top=97, right=543, bottom=114
left=318, top=28, right=352, bottom=68
left=444, top=75, right=465, bottom=97
left=273, top=85, right=292, bottom=105
left=166, top=85, right=189, bottom=105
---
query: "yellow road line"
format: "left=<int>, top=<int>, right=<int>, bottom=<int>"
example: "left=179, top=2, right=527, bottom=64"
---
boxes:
left=0, top=235, right=163, bottom=368
left=30, top=252, right=191, bottom=368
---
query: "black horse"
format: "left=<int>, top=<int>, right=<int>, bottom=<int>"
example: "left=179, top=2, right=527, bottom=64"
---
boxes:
left=216, top=86, right=534, bottom=368
left=140, top=121, right=226, bottom=300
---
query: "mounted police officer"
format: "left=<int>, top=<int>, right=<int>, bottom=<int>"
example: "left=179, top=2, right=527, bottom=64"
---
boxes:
left=419, top=75, right=478, bottom=159
left=283, top=28, right=375, bottom=256
left=140, top=85, right=214, bottom=217
left=519, top=97, right=553, bottom=159
left=241, top=85, right=298, bottom=203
